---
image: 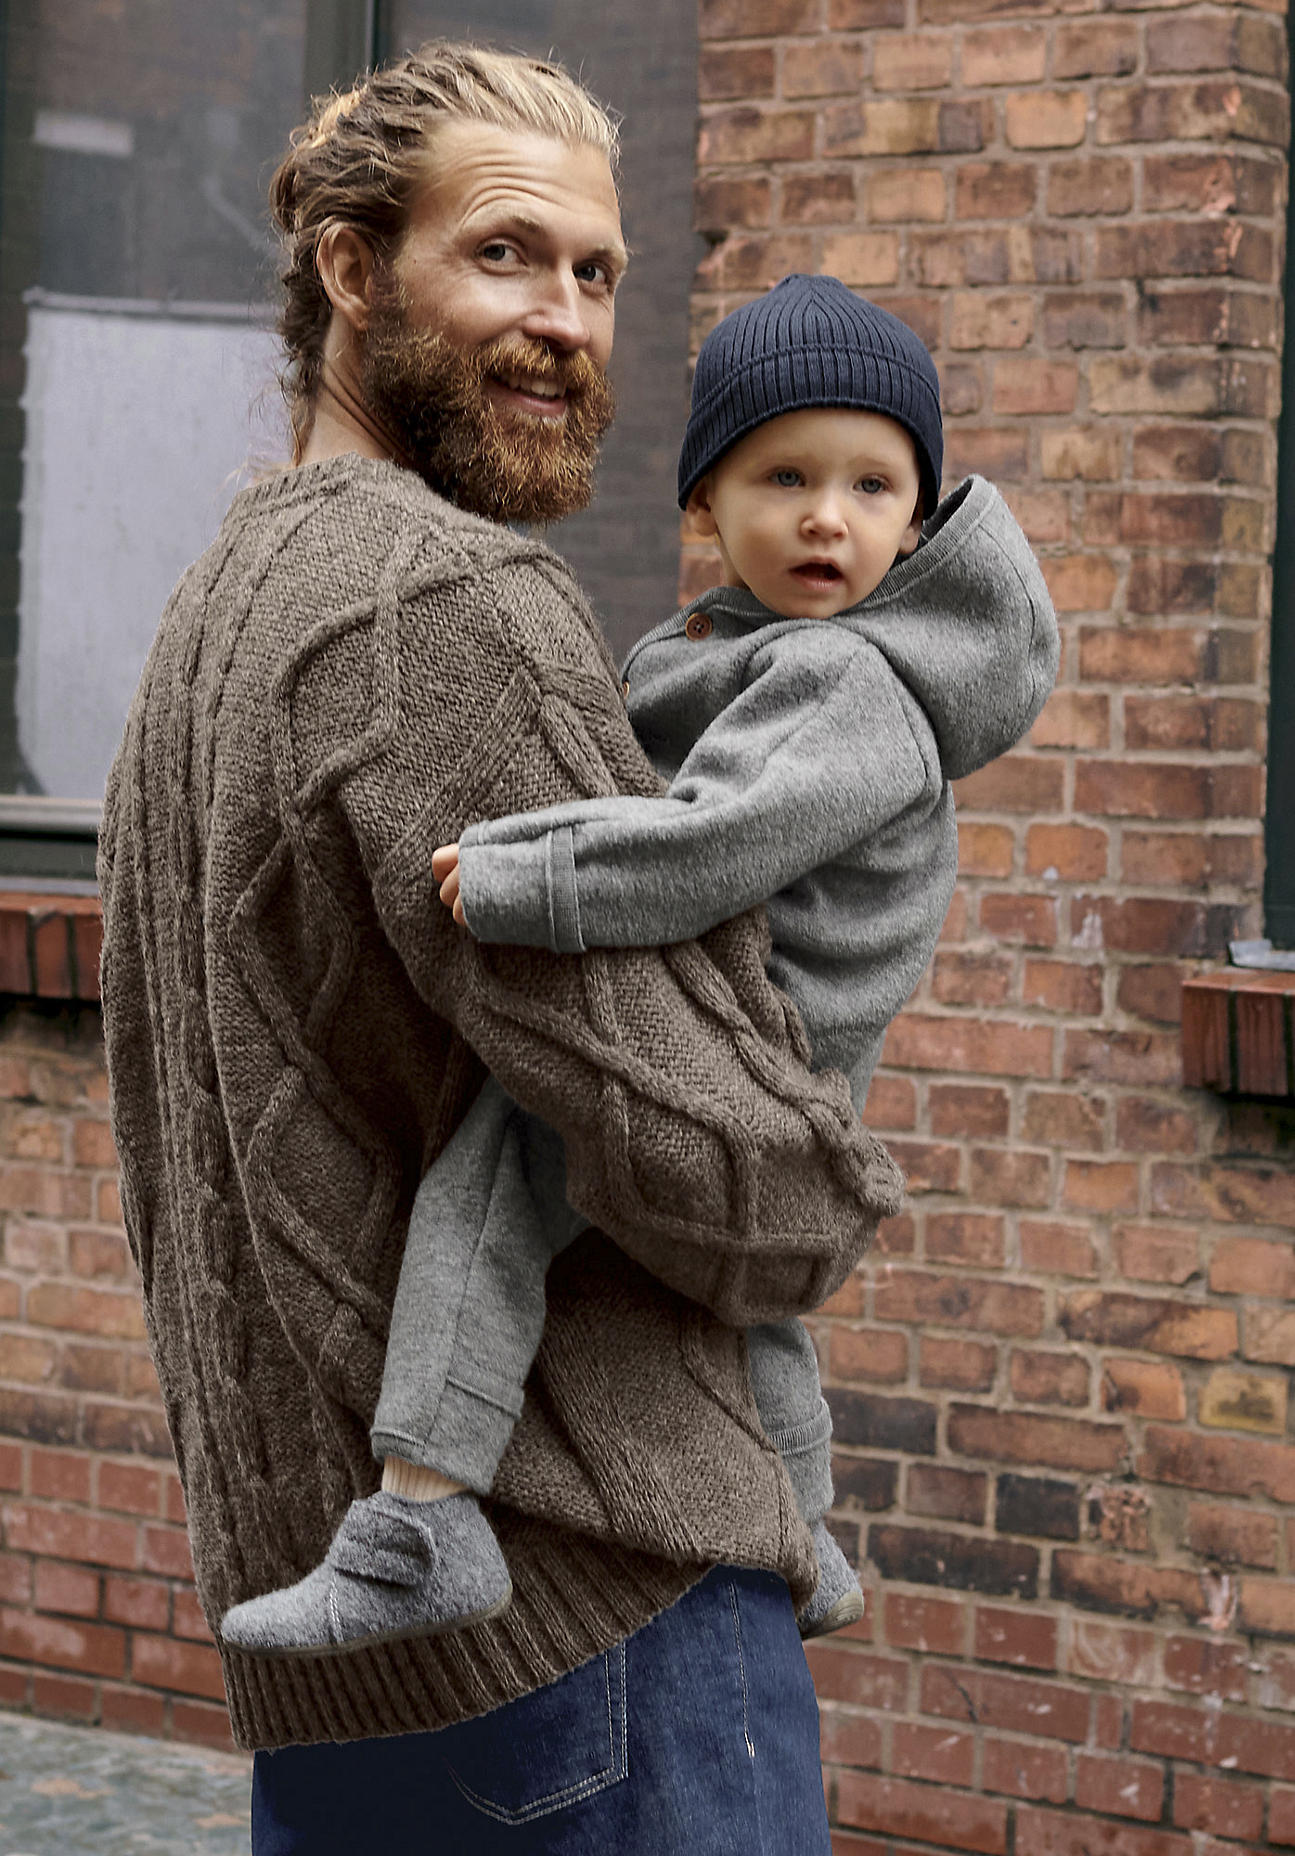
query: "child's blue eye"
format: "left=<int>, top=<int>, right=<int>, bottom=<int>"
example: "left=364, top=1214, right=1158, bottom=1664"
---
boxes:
left=857, top=477, right=885, bottom=495
left=771, top=469, right=802, bottom=488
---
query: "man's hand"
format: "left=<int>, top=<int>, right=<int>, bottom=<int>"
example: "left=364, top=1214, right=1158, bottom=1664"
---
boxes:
left=432, top=843, right=466, bottom=925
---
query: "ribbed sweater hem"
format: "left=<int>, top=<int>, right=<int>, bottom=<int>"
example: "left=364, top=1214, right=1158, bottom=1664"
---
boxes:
left=221, top=1515, right=709, bottom=1751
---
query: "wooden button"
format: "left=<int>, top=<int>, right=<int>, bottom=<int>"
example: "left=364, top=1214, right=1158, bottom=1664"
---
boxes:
left=685, top=611, right=713, bottom=641
left=621, top=679, right=630, bottom=700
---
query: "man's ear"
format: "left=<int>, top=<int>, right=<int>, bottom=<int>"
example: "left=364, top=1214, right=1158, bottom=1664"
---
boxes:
left=315, top=224, right=380, bottom=334
left=685, top=479, right=719, bottom=539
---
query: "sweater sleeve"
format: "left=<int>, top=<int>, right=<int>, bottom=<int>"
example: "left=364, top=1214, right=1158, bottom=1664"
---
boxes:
left=331, top=547, right=903, bottom=1328
left=455, top=639, right=935, bottom=954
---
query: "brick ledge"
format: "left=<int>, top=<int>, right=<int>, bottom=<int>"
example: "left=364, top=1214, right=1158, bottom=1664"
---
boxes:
left=1182, top=967, right=1295, bottom=1098
left=0, top=892, right=102, bottom=1001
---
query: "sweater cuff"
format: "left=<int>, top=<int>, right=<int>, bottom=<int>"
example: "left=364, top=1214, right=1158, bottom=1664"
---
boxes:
left=458, top=826, right=585, bottom=954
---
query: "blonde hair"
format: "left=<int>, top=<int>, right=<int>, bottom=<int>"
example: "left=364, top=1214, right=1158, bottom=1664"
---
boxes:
left=270, top=42, right=620, bottom=458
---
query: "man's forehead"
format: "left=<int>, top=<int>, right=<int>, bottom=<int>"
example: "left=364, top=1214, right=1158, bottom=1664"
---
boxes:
left=408, top=120, right=624, bottom=252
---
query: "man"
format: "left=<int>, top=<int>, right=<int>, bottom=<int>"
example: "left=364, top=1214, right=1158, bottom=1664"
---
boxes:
left=98, top=43, right=902, bottom=1853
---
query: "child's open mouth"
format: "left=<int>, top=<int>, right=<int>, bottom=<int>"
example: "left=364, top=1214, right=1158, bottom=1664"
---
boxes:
left=792, top=562, right=843, bottom=587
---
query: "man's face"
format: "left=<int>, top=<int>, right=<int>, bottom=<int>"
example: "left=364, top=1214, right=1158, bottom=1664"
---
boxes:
left=361, top=122, right=627, bottom=521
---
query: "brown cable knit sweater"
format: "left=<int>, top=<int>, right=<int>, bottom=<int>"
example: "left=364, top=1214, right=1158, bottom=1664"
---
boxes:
left=97, top=455, right=903, bottom=1750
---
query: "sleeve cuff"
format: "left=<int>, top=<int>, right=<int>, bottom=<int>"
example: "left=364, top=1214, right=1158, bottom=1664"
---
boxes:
left=458, top=825, right=585, bottom=954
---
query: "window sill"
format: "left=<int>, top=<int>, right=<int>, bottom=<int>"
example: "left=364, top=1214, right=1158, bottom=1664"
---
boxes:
left=1182, top=967, right=1295, bottom=1098
left=0, top=891, right=102, bottom=1001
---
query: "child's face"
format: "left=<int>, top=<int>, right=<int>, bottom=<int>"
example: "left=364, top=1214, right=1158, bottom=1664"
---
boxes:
left=687, top=407, right=925, bottom=620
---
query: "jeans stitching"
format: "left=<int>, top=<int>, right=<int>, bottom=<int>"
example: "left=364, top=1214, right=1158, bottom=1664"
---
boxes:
left=445, top=1645, right=628, bottom=1824
left=727, top=1580, right=755, bottom=1761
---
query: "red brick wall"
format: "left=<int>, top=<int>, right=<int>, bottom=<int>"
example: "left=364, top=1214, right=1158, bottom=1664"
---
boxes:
left=688, top=0, right=1295, bottom=1850
left=4, top=5, right=1295, bottom=1839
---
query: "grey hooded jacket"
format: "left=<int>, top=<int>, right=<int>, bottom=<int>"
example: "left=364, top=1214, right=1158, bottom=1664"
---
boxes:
left=459, top=474, right=1059, bottom=1102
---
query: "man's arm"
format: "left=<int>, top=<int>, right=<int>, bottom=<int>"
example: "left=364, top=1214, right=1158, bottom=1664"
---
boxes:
left=447, top=640, right=935, bottom=954
left=331, top=543, right=903, bottom=1327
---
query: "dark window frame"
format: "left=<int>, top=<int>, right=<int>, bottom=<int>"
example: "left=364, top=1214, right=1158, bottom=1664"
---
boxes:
left=1264, top=0, right=1295, bottom=950
left=0, top=0, right=381, bottom=886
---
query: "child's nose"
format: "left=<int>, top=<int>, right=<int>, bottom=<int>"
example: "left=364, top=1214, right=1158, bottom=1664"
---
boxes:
left=803, top=493, right=848, bottom=536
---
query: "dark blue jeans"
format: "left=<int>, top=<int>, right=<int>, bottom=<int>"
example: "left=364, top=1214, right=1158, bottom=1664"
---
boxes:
left=251, top=1565, right=831, bottom=1854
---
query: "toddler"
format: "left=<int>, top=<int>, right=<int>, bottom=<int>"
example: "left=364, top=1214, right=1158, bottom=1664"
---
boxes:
left=222, top=275, right=1060, bottom=1658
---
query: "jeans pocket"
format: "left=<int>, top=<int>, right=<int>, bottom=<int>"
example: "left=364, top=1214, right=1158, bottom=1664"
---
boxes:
left=442, top=1642, right=628, bottom=1825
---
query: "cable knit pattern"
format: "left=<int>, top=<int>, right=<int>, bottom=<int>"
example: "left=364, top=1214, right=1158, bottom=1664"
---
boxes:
left=98, top=455, right=903, bottom=1750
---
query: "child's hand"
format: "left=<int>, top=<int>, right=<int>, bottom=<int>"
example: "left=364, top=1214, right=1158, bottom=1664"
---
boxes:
left=431, top=843, right=466, bottom=925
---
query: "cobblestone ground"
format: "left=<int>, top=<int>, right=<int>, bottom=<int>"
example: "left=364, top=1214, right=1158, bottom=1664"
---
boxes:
left=0, top=1711, right=250, bottom=1855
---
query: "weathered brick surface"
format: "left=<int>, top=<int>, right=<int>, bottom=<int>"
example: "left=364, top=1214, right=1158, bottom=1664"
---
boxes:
left=690, top=1, right=1292, bottom=1848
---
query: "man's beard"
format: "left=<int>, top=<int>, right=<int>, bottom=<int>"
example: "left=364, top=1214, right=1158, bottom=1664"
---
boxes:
left=361, top=282, right=615, bottom=524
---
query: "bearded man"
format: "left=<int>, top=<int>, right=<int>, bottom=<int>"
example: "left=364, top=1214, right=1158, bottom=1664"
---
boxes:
left=98, top=44, right=900, bottom=1854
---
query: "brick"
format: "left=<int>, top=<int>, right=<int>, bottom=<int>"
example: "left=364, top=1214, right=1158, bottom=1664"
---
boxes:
left=872, top=34, right=953, bottom=89
left=836, top=1772, right=1008, bottom=1855
left=931, top=954, right=1014, bottom=1013
left=1079, top=626, right=1202, bottom=683
left=962, top=27, right=1046, bottom=86
left=0, top=1605, right=126, bottom=1679
left=1044, top=556, right=1119, bottom=616
left=97, top=1461, right=163, bottom=1518
left=1200, top=1367, right=1287, bottom=1436
left=1077, top=760, right=1262, bottom=822
left=1005, top=90, right=1087, bottom=148
left=929, top=1080, right=1014, bottom=1144
left=1241, top=1307, right=1295, bottom=1366
left=170, top=1699, right=236, bottom=1752
left=694, top=175, right=773, bottom=233
left=29, top=1447, right=93, bottom=1505
left=1048, top=158, right=1134, bottom=218
left=102, top=1574, right=171, bottom=1632
left=1075, top=1754, right=1165, bottom=1823
left=1156, top=1163, right=1295, bottom=1231
left=864, top=169, right=946, bottom=224
left=883, top=1014, right=1053, bottom=1078
left=975, top=1604, right=1057, bottom=1670
left=885, top=1138, right=963, bottom=1193
left=907, top=1463, right=988, bottom=1525
left=1146, top=10, right=1284, bottom=75
left=885, top=1589, right=967, bottom=1655
left=1062, top=1160, right=1139, bottom=1215
left=828, top=1389, right=937, bottom=1454
left=871, top=1524, right=1038, bottom=1599
left=1011, top=1350, right=1090, bottom=1409
left=700, top=232, right=817, bottom=291
left=980, top=894, right=1057, bottom=948
left=1031, top=690, right=1111, bottom=750
left=807, top=1643, right=908, bottom=1711
left=698, top=106, right=817, bottom=165
left=1209, top=1236, right=1295, bottom=1298
left=100, top=1684, right=169, bottom=1738
left=982, top=1737, right=1068, bottom=1803
left=923, top=1662, right=1089, bottom=1744
left=1275, top=1791, right=1295, bottom=1844
left=1113, top=1224, right=1198, bottom=1286
left=955, top=161, right=1037, bottom=220
left=921, top=1335, right=997, bottom=1391
left=927, top=1209, right=1007, bottom=1262
left=1132, top=1698, right=1295, bottom=1781
left=1040, top=431, right=1122, bottom=484
left=1238, top=1579, right=1295, bottom=1640
left=1172, top=1774, right=1265, bottom=1843
left=1097, top=79, right=1287, bottom=149
left=1102, top=1359, right=1186, bottom=1422
left=968, top=1149, right=1054, bottom=1209
left=780, top=41, right=865, bottom=99
left=818, top=1703, right=883, bottom=1773
left=833, top=1454, right=899, bottom=1511
left=33, top=1559, right=100, bottom=1619
left=993, top=360, right=1078, bottom=416
left=1186, top=1500, right=1278, bottom=1570
left=1019, top=1220, right=1099, bottom=1280
left=30, top=1671, right=97, bottom=1721
left=1022, top=1090, right=1105, bottom=1151
left=700, top=0, right=831, bottom=32
left=141, top=1524, right=194, bottom=1580
left=131, top=1632, right=226, bottom=1701
left=1052, top=1551, right=1206, bottom=1624
left=828, top=1325, right=909, bottom=1384
left=25, top=1282, right=146, bottom=1341
left=2, top=1501, right=137, bottom=1571
left=957, top=822, right=1016, bottom=879
left=1116, top=967, right=1189, bottom=1028
left=1016, top=1806, right=1192, bottom=1856
left=892, top=1719, right=977, bottom=1787
left=823, top=97, right=941, bottom=158
left=950, top=293, right=1034, bottom=351
left=1144, top=153, right=1280, bottom=219
left=1140, top=1425, right=1295, bottom=1504
left=1061, top=1293, right=1235, bottom=1361
left=1054, top=20, right=1139, bottom=78
left=878, top=1272, right=1045, bottom=1337
left=1164, top=1634, right=1249, bottom=1701
left=1070, top=1620, right=1159, bottom=1686
left=68, top=1228, right=133, bottom=1280
left=950, top=1406, right=1125, bottom=1474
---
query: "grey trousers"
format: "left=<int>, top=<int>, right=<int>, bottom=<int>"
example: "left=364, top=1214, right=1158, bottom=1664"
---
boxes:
left=372, top=1078, right=834, bottom=1524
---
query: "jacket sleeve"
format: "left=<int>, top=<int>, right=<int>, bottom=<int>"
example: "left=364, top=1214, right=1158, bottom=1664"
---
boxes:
left=331, top=546, right=903, bottom=1328
left=455, top=639, right=937, bottom=954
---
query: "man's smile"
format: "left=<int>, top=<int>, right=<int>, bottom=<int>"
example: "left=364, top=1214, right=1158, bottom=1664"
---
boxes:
left=489, top=370, right=570, bottom=419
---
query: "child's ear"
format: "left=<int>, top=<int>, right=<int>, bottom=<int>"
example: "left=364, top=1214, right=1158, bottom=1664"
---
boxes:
left=685, top=479, right=719, bottom=539
left=896, top=492, right=925, bottom=558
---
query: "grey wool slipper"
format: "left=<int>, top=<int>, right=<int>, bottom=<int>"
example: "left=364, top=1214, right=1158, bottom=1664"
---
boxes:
left=797, top=1520, right=866, bottom=1640
left=219, top=1490, right=512, bottom=1658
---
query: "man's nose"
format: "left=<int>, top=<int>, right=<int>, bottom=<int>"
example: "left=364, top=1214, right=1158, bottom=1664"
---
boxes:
left=521, top=271, right=593, bottom=352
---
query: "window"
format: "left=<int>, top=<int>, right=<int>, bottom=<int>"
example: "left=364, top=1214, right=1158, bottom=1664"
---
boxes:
left=0, top=0, right=699, bottom=880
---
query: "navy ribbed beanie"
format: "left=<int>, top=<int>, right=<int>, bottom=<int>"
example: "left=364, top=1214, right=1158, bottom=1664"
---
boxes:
left=677, top=275, right=942, bottom=513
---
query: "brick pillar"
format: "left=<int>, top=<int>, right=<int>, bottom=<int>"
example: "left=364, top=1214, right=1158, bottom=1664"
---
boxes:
left=691, top=2, right=1295, bottom=1850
